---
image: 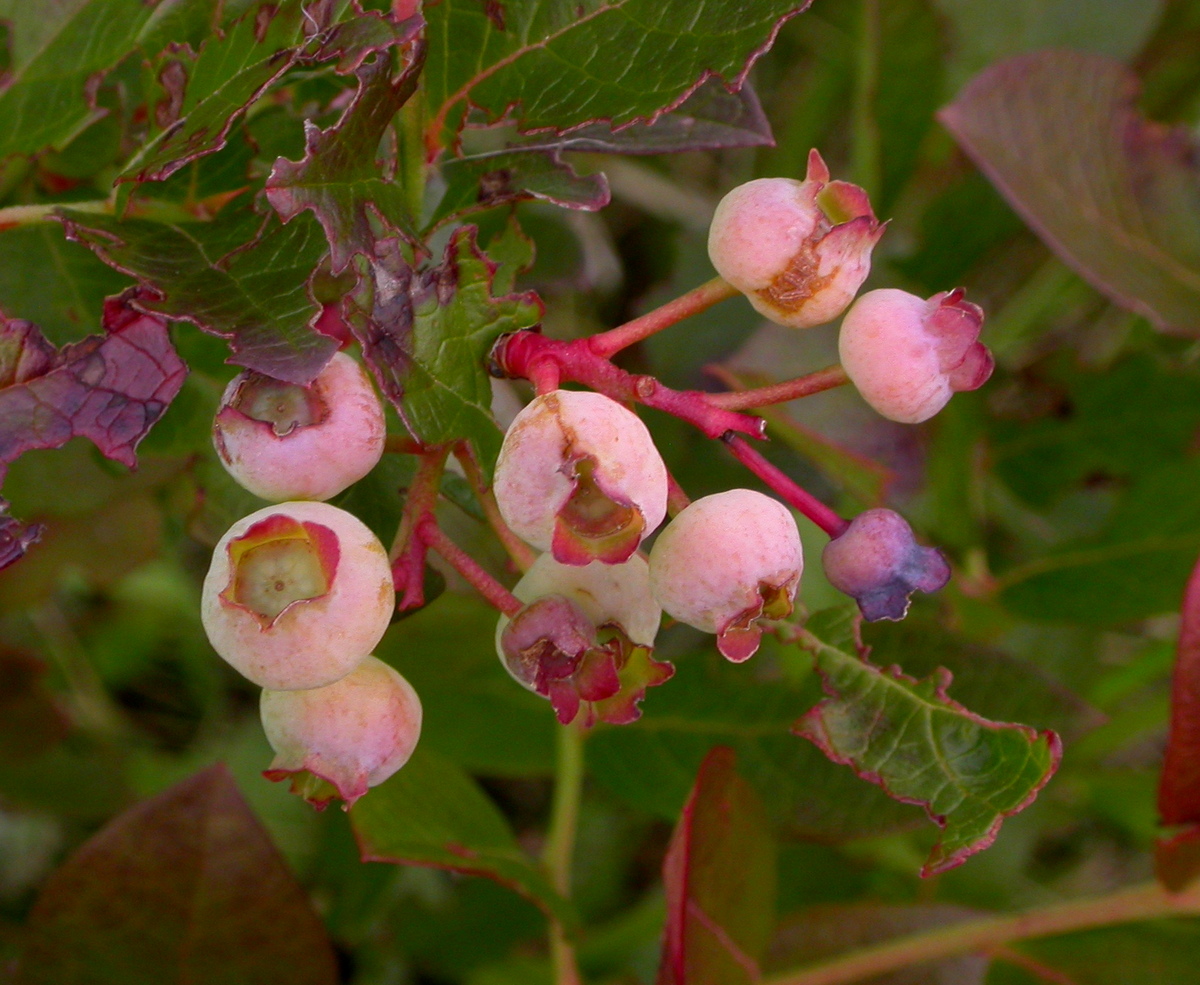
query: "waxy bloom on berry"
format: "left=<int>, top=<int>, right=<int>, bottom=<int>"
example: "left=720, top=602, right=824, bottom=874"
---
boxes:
left=213, top=351, right=385, bottom=502
left=649, top=489, right=802, bottom=662
left=496, top=554, right=672, bottom=726
left=494, top=389, right=668, bottom=565
left=839, top=288, right=993, bottom=424
left=261, top=655, right=422, bottom=809
left=822, top=508, right=950, bottom=621
left=707, top=150, right=884, bottom=329
left=201, top=501, right=395, bottom=690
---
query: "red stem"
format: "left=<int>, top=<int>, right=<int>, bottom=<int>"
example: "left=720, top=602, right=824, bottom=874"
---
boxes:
left=494, top=331, right=765, bottom=440
left=724, top=436, right=848, bottom=538
left=390, top=446, right=450, bottom=611
left=453, top=443, right=537, bottom=572
left=704, top=364, right=850, bottom=410
left=417, top=516, right=523, bottom=616
left=1158, top=549, right=1200, bottom=823
left=587, top=276, right=739, bottom=359
left=666, top=471, right=691, bottom=517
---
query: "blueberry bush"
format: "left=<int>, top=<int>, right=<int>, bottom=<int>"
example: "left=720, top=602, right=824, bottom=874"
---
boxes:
left=3, top=1, right=1200, bottom=983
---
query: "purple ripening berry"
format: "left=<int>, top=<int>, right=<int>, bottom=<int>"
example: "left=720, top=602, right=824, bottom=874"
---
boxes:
left=707, top=149, right=885, bottom=329
left=648, top=489, right=802, bottom=663
left=838, top=287, right=994, bottom=424
left=213, top=351, right=385, bottom=502
left=822, top=508, right=951, bottom=621
left=261, top=655, right=422, bottom=809
left=493, top=389, right=668, bottom=566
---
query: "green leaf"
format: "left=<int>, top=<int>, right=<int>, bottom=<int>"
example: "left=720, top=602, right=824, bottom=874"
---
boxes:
left=999, top=458, right=1200, bottom=624
left=61, top=209, right=337, bottom=385
left=794, top=608, right=1061, bottom=876
left=589, top=629, right=925, bottom=842
left=15, top=764, right=338, bottom=985
left=350, top=746, right=574, bottom=926
left=993, top=923, right=1200, bottom=985
left=423, top=0, right=813, bottom=143
left=266, top=51, right=422, bottom=272
left=348, top=228, right=541, bottom=470
left=0, top=225, right=131, bottom=346
left=940, top=50, right=1200, bottom=334
left=376, top=594, right=556, bottom=776
left=0, top=0, right=164, bottom=157
left=658, top=747, right=776, bottom=985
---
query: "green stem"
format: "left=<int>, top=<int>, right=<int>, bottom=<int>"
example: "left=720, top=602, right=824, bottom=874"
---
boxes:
left=543, top=722, right=587, bottom=985
left=763, top=881, right=1200, bottom=985
left=851, top=0, right=881, bottom=201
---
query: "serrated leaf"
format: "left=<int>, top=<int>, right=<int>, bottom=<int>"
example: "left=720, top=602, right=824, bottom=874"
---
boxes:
left=347, top=228, right=541, bottom=469
left=62, top=209, right=337, bottom=385
left=794, top=609, right=1061, bottom=877
left=0, top=0, right=164, bottom=157
left=0, top=295, right=185, bottom=484
left=658, top=747, right=776, bottom=985
left=423, top=0, right=812, bottom=145
left=350, top=745, right=574, bottom=926
left=433, top=150, right=610, bottom=229
left=266, top=48, right=423, bottom=272
left=15, top=764, right=338, bottom=985
left=940, top=50, right=1200, bottom=334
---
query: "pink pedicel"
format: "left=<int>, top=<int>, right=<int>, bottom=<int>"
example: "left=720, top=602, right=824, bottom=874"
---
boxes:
left=838, top=288, right=994, bottom=424
left=822, top=508, right=951, bottom=621
left=707, top=150, right=885, bottom=329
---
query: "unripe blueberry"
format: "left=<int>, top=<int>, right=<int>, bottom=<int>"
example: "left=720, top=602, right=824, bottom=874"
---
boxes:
left=496, top=553, right=671, bottom=726
left=261, top=655, right=422, bottom=808
left=213, top=351, right=385, bottom=502
left=201, top=501, right=395, bottom=690
left=838, top=288, right=993, bottom=424
left=493, top=390, right=668, bottom=565
left=707, top=149, right=884, bottom=329
left=822, top=508, right=951, bottom=621
left=649, top=489, right=802, bottom=662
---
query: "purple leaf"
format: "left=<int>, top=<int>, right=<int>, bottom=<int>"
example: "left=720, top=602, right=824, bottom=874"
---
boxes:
left=15, top=765, right=338, bottom=985
left=266, top=45, right=425, bottom=273
left=0, top=499, right=42, bottom=572
left=940, top=50, right=1200, bottom=334
left=658, top=747, right=776, bottom=985
left=0, top=293, right=186, bottom=482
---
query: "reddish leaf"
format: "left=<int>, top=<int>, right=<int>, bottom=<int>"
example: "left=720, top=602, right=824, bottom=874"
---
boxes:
left=15, top=764, right=337, bottom=985
left=0, top=293, right=186, bottom=484
left=940, top=51, right=1200, bottom=334
left=658, top=747, right=776, bottom=985
left=0, top=497, right=42, bottom=571
left=266, top=44, right=425, bottom=273
left=1157, top=551, right=1200, bottom=889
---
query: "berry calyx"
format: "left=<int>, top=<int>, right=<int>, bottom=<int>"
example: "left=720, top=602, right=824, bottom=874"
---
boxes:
left=495, top=553, right=671, bottom=726
left=213, top=351, right=385, bottom=502
left=201, top=501, right=395, bottom=690
left=261, top=655, right=422, bottom=809
left=493, top=389, right=668, bottom=565
left=822, top=508, right=951, bottom=621
left=707, top=149, right=884, bottom=329
left=649, top=489, right=802, bottom=662
left=838, top=287, right=993, bottom=424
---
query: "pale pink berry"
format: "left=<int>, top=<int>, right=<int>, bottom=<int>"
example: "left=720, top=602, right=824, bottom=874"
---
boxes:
left=838, top=288, right=993, bottom=424
left=707, top=150, right=884, bottom=329
left=201, top=501, right=395, bottom=690
left=495, top=553, right=671, bottom=726
left=213, top=351, right=385, bottom=502
left=493, top=390, right=668, bottom=565
left=649, top=489, right=802, bottom=662
left=822, top=508, right=950, bottom=621
left=261, top=655, right=422, bottom=809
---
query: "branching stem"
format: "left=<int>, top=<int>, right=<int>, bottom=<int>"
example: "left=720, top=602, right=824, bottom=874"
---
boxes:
left=724, top=436, right=848, bottom=538
left=587, top=276, right=739, bottom=358
left=417, top=516, right=522, bottom=616
left=453, top=442, right=536, bottom=571
left=763, top=881, right=1200, bottom=985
